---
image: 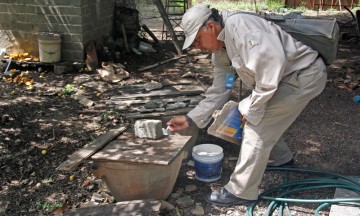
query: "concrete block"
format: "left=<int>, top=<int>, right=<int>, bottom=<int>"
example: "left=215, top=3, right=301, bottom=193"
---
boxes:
left=134, top=119, right=163, bottom=140
left=54, top=62, right=74, bottom=74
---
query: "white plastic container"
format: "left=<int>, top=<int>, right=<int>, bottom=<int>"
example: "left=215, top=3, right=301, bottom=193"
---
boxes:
left=138, top=41, right=156, bottom=53
left=0, top=48, right=6, bottom=59
left=192, top=144, right=224, bottom=182
left=38, top=32, right=61, bottom=63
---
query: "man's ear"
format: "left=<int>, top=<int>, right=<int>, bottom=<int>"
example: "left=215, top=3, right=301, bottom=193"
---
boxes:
left=204, top=20, right=215, bottom=31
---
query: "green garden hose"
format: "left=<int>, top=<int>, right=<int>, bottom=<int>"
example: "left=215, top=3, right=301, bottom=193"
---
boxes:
left=246, top=167, right=360, bottom=216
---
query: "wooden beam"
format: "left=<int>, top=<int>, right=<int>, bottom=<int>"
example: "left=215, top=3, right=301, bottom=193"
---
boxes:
left=111, top=89, right=204, bottom=100
left=56, top=124, right=128, bottom=171
left=107, top=95, right=204, bottom=105
left=153, top=0, right=183, bottom=55
left=126, top=107, right=193, bottom=119
left=63, top=200, right=161, bottom=216
left=138, top=55, right=186, bottom=71
left=142, top=24, right=160, bottom=44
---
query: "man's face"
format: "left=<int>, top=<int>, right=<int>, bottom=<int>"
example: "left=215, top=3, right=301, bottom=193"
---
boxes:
left=193, top=21, right=223, bottom=53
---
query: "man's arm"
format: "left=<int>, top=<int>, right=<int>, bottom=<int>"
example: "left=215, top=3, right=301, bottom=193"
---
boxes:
left=187, top=49, right=232, bottom=128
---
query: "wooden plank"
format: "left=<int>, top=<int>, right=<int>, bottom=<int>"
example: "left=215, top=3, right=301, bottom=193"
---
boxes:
left=91, top=134, right=192, bottom=165
left=117, top=81, right=192, bottom=90
left=329, top=178, right=360, bottom=216
left=126, top=107, right=193, bottom=119
left=112, top=90, right=204, bottom=100
left=107, top=95, right=204, bottom=105
left=56, top=124, right=128, bottom=171
left=137, top=55, right=186, bottom=72
left=63, top=200, right=161, bottom=216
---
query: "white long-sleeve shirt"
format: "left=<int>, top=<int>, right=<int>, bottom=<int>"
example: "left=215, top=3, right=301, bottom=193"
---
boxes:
left=187, top=11, right=318, bottom=128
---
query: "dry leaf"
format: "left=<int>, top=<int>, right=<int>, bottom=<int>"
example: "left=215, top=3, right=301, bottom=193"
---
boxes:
left=81, top=179, right=93, bottom=188
left=52, top=202, right=69, bottom=215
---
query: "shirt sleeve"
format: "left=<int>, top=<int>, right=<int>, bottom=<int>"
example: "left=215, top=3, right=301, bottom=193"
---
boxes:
left=232, top=27, right=287, bottom=126
left=187, top=49, right=232, bottom=128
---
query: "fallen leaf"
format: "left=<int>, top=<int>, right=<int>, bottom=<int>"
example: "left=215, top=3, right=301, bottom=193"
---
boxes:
left=52, top=202, right=69, bottom=215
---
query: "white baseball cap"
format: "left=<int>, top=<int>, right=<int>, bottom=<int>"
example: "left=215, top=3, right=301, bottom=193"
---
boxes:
left=182, top=4, right=212, bottom=50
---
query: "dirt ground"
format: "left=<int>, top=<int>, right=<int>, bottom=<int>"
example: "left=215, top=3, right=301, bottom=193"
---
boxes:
left=1, top=6, right=360, bottom=216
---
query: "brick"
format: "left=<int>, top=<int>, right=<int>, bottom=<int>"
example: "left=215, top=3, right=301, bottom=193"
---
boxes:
left=134, top=119, right=163, bottom=140
left=62, top=41, right=83, bottom=50
left=26, top=14, right=49, bottom=24
left=71, top=51, right=84, bottom=61
left=0, top=4, right=8, bottom=13
left=12, top=23, right=35, bottom=32
left=61, top=50, right=84, bottom=62
left=62, top=34, right=83, bottom=43
left=50, top=6, right=80, bottom=15
left=46, top=15, right=83, bottom=25
left=8, top=5, right=37, bottom=14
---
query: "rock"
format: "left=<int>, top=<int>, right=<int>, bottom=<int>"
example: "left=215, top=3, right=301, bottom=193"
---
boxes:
left=0, top=201, right=9, bottom=214
left=80, top=201, right=99, bottom=208
left=169, top=192, right=181, bottom=200
left=185, top=185, right=197, bottom=192
left=134, top=119, right=163, bottom=139
left=160, top=200, right=175, bottom=211
left=190, top=98, right=201, bottom=106
left=91, top=193, right=104, bottom=202
left=1, top=114, right=10, bottom=123
left=14, top=139, right=22, bottom=146
left=187, top=160, right=195, bottom=167
left=191, top=203, right=205, bottom=216
left=166, top=102, right=187, bottom=110
left=175, top=196, right=194, bottom=208
left=144, top=82, right=163, bottom=91
left=138, top=107, right=154, bottom=113
left=144, top=99, right=167, bottom=109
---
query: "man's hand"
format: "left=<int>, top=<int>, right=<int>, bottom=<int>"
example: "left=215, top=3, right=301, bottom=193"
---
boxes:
left=166, top=115, right=190, bottom=132
left=240, top=114, right=247, bottom=125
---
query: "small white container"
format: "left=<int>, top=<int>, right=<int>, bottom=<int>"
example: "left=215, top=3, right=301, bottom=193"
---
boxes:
left=192, top=144, right=224, bottom=182
left=138, top=41, right=156, bottom=53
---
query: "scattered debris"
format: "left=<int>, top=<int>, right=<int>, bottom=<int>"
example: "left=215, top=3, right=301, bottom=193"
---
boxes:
left=96, top=62, right=129, bottom=83
left=71, top=94, right=94, bottom=108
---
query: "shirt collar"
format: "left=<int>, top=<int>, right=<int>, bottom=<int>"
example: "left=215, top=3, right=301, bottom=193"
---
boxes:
left=217, top=28, right=226, bottom=41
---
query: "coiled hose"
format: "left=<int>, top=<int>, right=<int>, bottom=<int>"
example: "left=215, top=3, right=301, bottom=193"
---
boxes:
left=246, top=167, right=360, bottom=216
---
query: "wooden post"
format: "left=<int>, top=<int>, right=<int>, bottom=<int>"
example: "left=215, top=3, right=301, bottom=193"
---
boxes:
left=142, top=24, right=160, bottom=44
left=153, top=0, right=183, bottom=56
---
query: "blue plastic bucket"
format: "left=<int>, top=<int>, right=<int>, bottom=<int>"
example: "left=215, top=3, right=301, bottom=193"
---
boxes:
left=192, top=144, right=224, bottom=182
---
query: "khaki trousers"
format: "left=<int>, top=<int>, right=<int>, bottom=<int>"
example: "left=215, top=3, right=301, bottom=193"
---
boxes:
left=224, top=57, right=327, bottom=200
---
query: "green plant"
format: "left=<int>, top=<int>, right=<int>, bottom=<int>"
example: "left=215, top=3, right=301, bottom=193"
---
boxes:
left=63, top=84, right=75, bottom=94
left=42, top=177, right=54, bottom=184
left=102, top=110, right=119, bottom=122
left=192, top=0, right=312, bottom=13
left=265, top=0, right=285, bottom=12
left=35, top=201, right=62, bottom=213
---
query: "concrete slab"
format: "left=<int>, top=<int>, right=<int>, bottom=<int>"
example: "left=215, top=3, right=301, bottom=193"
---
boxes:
left=329, top=178, right=360, bottom=216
